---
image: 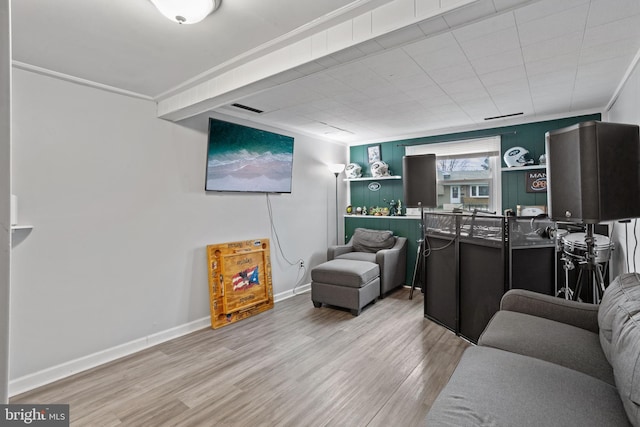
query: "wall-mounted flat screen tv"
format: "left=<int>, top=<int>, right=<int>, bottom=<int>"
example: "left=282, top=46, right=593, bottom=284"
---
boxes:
left=205, top=118, right=295, bottom=193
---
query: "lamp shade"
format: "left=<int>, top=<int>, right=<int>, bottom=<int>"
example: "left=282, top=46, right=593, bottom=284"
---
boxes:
left=328, top=163, right=346, bottom=175
left=150, top=0, right=220, bottom=24
left=403, top=154, right=437, bottom=208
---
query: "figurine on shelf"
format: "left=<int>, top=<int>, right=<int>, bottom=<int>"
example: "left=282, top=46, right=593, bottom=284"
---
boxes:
left=397, top=200, right=403, bottom=216
left=356, top=206, right=362, bottom=215
left=362, top=206, right=368, bottom=215
left=389, top=199, right=398, bottom=216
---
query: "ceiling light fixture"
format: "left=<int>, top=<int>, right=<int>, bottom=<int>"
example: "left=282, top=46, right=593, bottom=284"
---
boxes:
left=150, top=0, right=221, bottom=25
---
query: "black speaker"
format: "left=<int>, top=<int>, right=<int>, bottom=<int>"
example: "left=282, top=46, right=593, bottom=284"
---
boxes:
left=403, top=154, right=437, bottom=208
left=545, top=121, right=640, bottom=223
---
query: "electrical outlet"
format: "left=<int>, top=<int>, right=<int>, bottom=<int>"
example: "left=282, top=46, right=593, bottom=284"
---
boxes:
left=299, top=260, right=304, bottom=268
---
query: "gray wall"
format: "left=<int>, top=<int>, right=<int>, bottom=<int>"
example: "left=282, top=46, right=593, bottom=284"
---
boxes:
left=0, top=0, right=10, bottom=404
left=10, top=68, right=347, bottom=393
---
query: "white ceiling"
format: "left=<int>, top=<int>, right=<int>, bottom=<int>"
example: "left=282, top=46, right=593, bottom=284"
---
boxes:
left=11, top=0, right=640, bottom=144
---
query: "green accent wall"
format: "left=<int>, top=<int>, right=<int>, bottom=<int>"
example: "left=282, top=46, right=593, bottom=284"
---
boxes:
left=346, top=113, right=601, bottom=286
left=349, top=113, right=600, bottom=211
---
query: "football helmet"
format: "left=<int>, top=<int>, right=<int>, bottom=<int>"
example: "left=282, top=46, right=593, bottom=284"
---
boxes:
left=345, top=163, right=362, bottom=179
left=370, top=160, right=390, bottom=177
left=503, top=146, right=534, bottom=167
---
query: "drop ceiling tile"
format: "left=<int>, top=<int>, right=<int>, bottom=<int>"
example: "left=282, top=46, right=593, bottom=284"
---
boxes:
left=521, top=32, right=583, bottom=63
left=517, top=4, right=589, bottom=47
left=484, top=77, right=530, bottom=96
left=479, top=65, right=527, bottom=86
left=314, top=56, right=341, bottom=69
left=330, top=47, right=367, bottom=64
left=427, top=62, right=477, bottom=84
left=376, top=25, right=426, bottom=49
left=582, top=15, right=640, bottom=48
left=403, top=32, right=459, bottom=56
left=411, top=45, right=469, bottom=71
left=525, top=54, right=579, bottom=77
left=408, top=85, right=449, bottom=101
left=373, top=57, right=426, bottom=79
left=575, top=56, right=630, bottom=83
left=356, top=40, right=385, bottom=55
left=579, top=37, right=640, bottom=66
left=453, top=11, right=516, bottom=41
left=493, top=0, right=538, bottom=12
left=586, top=0, right=640, bottom=28
left=514, top=0, right=589, bottom=24
left=440, top=76, right=486, bottom=95
left=458, top=26, right=521, bottom=59
left=528, top=71, right=576, bottom=90
left=470, top=48, right=524, bottom=75
left=417, top=16, right=451, bottom=35
left=388, top=73, right=437, bottom=91
left=294, top=61, right=328, bottom=76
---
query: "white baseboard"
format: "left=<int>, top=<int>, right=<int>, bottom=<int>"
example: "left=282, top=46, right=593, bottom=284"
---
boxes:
left=274, top=283, right=310, bottom=302
left=9, top=286, right=311, bottom=397
left=9, top=316, right=210, bottom=397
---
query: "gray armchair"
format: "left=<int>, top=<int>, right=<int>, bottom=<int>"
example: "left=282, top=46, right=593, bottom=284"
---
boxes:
left=328, top=228, right=407, bottom=297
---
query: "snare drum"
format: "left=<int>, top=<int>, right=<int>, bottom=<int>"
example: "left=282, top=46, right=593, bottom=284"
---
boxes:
left=554, top=229, right=569, bottom=252
left=562, top=232, right=614, bottom=263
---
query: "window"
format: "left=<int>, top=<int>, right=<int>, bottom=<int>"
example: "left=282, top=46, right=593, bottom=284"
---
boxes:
left=470, top=185, right=489, bottom=197
left=405, top=136, right=501, bottom=213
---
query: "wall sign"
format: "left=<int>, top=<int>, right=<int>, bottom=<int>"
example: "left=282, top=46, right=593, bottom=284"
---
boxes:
left=526, top=171, right=547, bottom=193
left=368, top=182, right=381, bottom=192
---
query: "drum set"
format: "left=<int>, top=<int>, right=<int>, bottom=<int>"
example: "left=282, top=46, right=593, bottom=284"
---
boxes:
left=556, top=225, right=613, bottom=303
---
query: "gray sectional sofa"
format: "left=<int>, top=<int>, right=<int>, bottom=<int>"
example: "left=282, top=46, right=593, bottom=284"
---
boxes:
left=426, top=272, right=640, bottom=426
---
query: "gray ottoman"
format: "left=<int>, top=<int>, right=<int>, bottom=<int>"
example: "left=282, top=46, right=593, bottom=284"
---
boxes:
left=311, top=259, right=380, bottom=316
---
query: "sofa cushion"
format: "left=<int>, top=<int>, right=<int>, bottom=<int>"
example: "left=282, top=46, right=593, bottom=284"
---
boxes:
left=351, top=228, right=395, bottom=253
left=310, top=259, right=379, bottom=288
left=336, top=252, right=376, bottom=263
left=479, top=310, right=614, bottom=385
left=599, top=273, right=640, bottom=362
left=610, top=306, right=640, bottom=425
left=425, top=346, right=630, bottom=427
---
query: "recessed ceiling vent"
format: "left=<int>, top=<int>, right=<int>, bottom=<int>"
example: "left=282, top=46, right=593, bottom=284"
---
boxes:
left=231, top=103, right=264, bottom=114
left=484, top=112, right=524, bottom=121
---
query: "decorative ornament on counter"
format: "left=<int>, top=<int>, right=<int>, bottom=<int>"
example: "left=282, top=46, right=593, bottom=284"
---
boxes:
left=362, top=206, right=368, bottom=215
left=356, top=206, right=363, bottom=215
left=346, top=205, right=353, bottom=214
left=345, top=163, right=362, bottom=179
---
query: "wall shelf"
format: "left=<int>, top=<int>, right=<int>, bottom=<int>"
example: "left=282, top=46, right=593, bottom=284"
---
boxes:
left=11, top=225, right=33, bottom=231
left=344, top=175, right=401, bottom=182
left=501, top=165, right=546, bottom=172
left=344, top=215, right=419, bottom=220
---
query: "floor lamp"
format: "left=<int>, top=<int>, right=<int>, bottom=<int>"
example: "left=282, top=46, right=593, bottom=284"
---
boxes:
left=329, top=164, right=346, bottom=244
left=402, top=154, right=437, bottom=300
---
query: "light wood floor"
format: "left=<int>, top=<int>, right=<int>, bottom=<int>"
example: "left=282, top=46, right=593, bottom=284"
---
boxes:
left=11, top=287, right=470, bottom=426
